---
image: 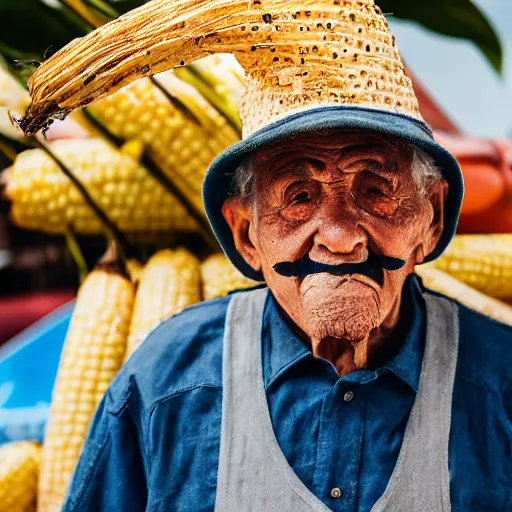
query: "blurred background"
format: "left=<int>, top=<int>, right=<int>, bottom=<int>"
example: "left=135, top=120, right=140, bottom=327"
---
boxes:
left=390, top=0, right=512, bottom=138
left=0, top=1, right=511, bottom=510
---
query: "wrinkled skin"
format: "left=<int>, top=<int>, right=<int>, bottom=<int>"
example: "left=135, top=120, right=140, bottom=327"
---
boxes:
left=222, top=131, right=448, bottom=376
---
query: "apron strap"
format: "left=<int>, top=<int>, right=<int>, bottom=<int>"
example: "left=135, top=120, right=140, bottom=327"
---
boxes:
left=371, top=292, right=458, bottom=512
left=215, top=289, right=331, bottom=512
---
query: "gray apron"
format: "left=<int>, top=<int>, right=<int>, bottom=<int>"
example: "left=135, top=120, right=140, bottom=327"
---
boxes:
left=215, top=288, right=459, bottom=512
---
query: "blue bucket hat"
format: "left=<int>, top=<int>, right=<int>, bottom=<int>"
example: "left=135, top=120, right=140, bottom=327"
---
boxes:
left=203, top=106, right=464, bottom=282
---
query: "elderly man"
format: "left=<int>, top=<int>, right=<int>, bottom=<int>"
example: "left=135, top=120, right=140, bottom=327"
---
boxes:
left=17, top=0, right=512, bottom=510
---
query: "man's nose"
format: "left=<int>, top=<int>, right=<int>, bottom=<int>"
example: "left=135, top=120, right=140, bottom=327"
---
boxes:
left=310, top=196, right=368, bottom=262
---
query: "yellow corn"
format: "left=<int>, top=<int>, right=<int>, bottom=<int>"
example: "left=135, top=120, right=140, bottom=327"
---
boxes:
left=125, top=248, right=201, bottom=360
left=200, top=253, right=259, bottom=301
left=38, top=246, right=135, bottom=511
left=427, top=235, right=512, bottom=299
left=0, top=62, right=28, bottom=110
left=0, top=442, right=41, bottom=512
left=0, top=62, right=30, bottom=142
left=126, top=258, right=144, bottom=285
left=416, top=267, right=512, bottom=326
left=175, top=55, right=245, bottom=133
left=191, top=55, right=245, bottom=107
left=88, top=72, right=239, bottom=219
left=5, top=138, right=197, bottom=238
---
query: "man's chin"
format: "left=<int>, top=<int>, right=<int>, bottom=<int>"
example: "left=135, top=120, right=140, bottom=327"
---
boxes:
left=299, top=275, right=381, bottom=342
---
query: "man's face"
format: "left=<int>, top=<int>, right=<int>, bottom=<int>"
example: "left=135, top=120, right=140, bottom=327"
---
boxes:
left=223, top=131, right=447, bottom=366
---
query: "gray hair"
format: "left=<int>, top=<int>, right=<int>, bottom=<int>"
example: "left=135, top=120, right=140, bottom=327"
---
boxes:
left=232, top=146, right=444, bottom=202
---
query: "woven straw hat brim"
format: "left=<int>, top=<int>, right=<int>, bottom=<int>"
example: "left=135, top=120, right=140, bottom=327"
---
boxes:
left=203, top=106, right=464, bottom=281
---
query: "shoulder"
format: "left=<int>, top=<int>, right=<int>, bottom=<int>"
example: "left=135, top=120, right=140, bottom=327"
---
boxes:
left=424, top=289, right=512, bottom=394
left=106, top=295, right=232, bottom=415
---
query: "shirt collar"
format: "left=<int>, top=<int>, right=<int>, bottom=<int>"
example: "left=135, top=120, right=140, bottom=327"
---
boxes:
left=262, top=274, right=425, bottom=392
left=381, top=274, right=425, bottom=392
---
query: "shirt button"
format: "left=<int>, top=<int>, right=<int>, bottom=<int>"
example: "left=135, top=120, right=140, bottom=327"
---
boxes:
left=343, top=390, right=354, bottom=403
left=331, top=488, right=343, bottom=499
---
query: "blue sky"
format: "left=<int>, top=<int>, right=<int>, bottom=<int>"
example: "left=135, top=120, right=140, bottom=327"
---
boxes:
left=388, top=0, right=512, bottom=138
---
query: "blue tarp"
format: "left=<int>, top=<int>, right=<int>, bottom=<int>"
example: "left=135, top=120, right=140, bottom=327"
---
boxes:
left=0, top=302, right=73, bottom=444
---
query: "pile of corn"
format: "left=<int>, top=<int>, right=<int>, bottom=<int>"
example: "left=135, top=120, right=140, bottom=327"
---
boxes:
left=1, top=56, right=242, bottom=242
left=201, top=253, right=259, bottom=301
left=125, top=248, right=201, bottom=360
left=29, top=248, right=255, bottom=510
left=88, top=70, right=240, bottom=221
left=425, top=234, right=512, bottom=299
left=5, top=138, right=197, bottom=239
left=417, top=234, right=512, bottom=322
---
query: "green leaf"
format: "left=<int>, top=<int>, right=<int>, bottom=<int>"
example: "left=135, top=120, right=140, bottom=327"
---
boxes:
left=0, top=0, right=88, bottom=63
left=378, top=0, right=503, bottom=75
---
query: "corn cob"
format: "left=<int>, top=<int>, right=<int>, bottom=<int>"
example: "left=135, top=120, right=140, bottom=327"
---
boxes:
left=0, top=62, right=29, bottom=142
left=175, top=55, right=245, bottom=133
left=38, top=245, right=135, bottom=511
left=201, top=253, right=259, bottom=301
left=88, top=72, right=239, bottom=218
left=0, top=62, right=28, bottom=110
left=0, top=442, right=41, bottom=512
left=416, top=267, right=512, bottom=326
left=126, top=258, right=144, bottom=285
left=125, top=248, right=201, bottom=360
left=190, top=55, right=245, bottom=107
left=426, top=235, right=512, bottom=299
left=5, top=138, right=197, bottom=238
left=19, top=1, right=421, bottom=138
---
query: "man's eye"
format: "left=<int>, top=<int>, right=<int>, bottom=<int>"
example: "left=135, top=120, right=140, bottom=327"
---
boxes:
left=362, top=185, right=386, bottom=197
left=353, top=171, right=398, bottom=218
left=292, top=191, right=311, bottom=203
left=357, top=171, right=393, bottom=197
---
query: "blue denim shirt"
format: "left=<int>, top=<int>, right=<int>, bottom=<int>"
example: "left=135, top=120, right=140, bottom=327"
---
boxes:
left=63, top=275, right=512, bottom=511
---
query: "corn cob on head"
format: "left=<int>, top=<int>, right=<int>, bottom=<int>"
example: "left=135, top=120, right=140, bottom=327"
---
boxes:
left=125, top=247, right=201, bottom=359
left=4, top=137, right=197, bottom=238
left=38, top=245, right=134, bottom=511
left=201, top=253, right=259, bottom=301
left=0, top=442, right=41, bottom=512
left=18, top=0, right=422, bottom=136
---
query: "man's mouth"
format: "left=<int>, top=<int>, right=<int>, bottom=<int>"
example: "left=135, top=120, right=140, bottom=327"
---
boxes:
left=272, top=250, right=406, bottom=287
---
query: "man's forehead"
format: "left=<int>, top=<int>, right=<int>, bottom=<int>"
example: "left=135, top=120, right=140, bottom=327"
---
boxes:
left=251, top=131, right=409, bottom=171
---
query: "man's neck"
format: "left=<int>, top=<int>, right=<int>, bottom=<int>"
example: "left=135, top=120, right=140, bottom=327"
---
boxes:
left=281, top=288, right=411, bottom=378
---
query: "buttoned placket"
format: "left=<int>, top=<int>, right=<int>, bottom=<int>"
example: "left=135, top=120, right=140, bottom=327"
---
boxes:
left=310, top=366, right=371, bottom=512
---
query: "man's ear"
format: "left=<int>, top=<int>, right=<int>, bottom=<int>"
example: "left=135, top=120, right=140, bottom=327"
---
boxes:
left=417, top=179, right=449, bottom=263
left=221, top=197, right=262, bottom=272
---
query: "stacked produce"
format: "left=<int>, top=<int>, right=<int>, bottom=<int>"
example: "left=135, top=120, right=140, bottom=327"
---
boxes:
left=38, top=244, right=134, bottom=512
left=425, top=235, right=512, bottom=299
left=87, top=71, right=240, bottom=221
left=5, top=138, right=197, bottom=238
left=125, top=248, right=201, bottom=361
left=416, top=266, right=512, bottom=325
left=201, top=253, right=259, bottom=301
